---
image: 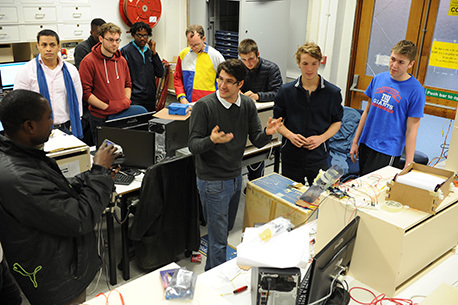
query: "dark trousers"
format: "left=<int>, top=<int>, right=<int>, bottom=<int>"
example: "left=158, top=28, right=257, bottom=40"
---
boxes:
left=247, top=161, right=265, bottom=181
left=282, top=161, right=329, bottom=186
left=0, top=260, right=22, bottom=305
left=358, top=143, right=400, bottom=176
left=89, top=113, right=107, bottom=145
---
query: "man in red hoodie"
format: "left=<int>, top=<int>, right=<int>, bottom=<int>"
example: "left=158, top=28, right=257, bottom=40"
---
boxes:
left=79, top=22, right=133, bottom=143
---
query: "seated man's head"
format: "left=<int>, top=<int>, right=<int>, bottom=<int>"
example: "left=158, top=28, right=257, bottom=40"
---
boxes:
left=185, top=24, right=206, bottom=53
left=130, top=21, right=152, bottom=49
left=0, top=90, right=53, bottom=146
left=217, top=59, right=247, bottom=103
left=238, top=39, right=260, bottom=70
left=36, top=29, right=60, bottom=65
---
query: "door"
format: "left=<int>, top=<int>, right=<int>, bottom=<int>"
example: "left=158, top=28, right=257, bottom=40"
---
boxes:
left=347, top=0, right=458, bottom=119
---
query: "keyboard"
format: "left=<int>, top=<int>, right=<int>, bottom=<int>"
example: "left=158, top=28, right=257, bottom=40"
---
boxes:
left=114, top=171, right=135, bottom=185
left=296, top=265, right=312, bottom=305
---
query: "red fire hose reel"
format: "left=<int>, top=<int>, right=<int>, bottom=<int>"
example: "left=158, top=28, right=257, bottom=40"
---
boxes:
left=119, top=0, right=162, bottom=28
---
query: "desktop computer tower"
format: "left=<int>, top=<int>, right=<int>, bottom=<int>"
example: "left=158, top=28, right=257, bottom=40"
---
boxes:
left=251, top=267, right=300, bottom=305
left=148, top=117, right=189, bottom=162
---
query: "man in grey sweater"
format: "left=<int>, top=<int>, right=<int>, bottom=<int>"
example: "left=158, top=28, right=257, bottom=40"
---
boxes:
left=188, top=59, right=282, bottom=270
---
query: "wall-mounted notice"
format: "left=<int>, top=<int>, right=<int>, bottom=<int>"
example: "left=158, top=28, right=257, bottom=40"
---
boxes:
left=449, top=0, right=458, bottom=16
left=429, top=41, right=458, bottom=70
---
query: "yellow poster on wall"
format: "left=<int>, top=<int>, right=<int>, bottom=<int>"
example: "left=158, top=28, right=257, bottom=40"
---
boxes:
left=429, top=41, right=458, bottom=70
left=450, top=0, right=458, bottom=16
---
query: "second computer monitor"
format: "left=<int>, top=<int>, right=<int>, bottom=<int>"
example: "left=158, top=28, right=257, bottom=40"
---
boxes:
left=96, top=126, right=155, bottom=169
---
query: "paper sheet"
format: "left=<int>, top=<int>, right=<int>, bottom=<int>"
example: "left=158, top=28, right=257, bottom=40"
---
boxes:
left=237, top=224, right=310, bottom=268
left=396, top=171, right=446, bottom=191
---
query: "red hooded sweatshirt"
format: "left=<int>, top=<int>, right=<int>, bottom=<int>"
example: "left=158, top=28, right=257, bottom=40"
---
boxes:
left=79, top=42, right=132, bottom=118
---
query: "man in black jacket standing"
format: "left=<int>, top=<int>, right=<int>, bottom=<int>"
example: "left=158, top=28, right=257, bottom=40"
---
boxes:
left=238, top=38, right=283, bottom=182
left=0, top=89, right=119, bottom=305
left=121, top=21, right=164, bottom=112
left=74, top=18, right=106, bottom=70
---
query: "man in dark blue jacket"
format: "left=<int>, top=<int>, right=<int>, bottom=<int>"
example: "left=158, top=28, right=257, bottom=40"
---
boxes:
left=239, top=39, right=283, bottom=182
left=0, top=89, right=119, bottom=305
left=121, top=21, right=164, bottom=112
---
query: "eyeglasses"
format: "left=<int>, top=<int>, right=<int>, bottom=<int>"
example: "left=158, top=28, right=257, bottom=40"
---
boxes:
left=135, top=33, right=149, bottom=39
left=103, top=37, right=121, bottom=44
left=217, top=78, right=239, bottom=86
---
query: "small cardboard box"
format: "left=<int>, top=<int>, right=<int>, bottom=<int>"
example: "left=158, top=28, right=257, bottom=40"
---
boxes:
left=386, top=163, right=455, bottom=214
left=244, top=173, right=314, bottom=230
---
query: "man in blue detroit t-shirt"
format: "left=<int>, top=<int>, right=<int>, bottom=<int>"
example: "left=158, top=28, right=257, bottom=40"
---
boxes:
left=350, top=40, right=425, bottom=176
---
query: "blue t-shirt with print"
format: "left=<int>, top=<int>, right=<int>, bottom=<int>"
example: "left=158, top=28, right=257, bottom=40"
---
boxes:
left=360, top=71, right=425, bottom=156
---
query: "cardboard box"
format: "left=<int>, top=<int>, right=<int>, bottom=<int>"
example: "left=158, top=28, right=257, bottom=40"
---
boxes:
left=386, top=163, right=455, bottom=214
left=45, top=130, right=91, bottom=178
left=244, top=173, right=314, bottom=230
left=316, top=166, right=458, bottom=297
left=167, top=56, right=177, bottom=91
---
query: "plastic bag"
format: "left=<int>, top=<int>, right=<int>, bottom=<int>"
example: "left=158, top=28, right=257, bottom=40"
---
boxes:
left=164, top=267, right=197, bottom=300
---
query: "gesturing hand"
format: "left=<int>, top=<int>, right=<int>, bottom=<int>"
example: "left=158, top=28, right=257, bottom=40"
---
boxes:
left=210, top=125, right=234, bottom=144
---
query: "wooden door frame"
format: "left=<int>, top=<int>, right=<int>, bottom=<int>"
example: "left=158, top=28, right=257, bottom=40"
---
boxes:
left=346, top=0, right=456, bottom=119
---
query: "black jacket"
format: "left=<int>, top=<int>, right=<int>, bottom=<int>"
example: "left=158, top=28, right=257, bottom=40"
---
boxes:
left=74, top=35, right=98, bottom=70
left=129, top=155, right=200, bottom=270
left=0, top=135, right=114, bottom=305
left=121, top=42, right=164, bottom=111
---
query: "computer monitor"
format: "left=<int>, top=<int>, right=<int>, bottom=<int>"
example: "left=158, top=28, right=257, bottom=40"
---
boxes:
left=105, top=111, right=156, bottom=131
left=297, top=216, right=360, bottom=305
left=0, top=62, right=27, bottom=90
left=96, top=126, right=155, bottom=169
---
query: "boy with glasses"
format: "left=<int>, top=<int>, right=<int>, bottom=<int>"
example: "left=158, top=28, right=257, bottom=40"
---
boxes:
left=79, top=22, right=135, bottom=143
left=121, top=21, right=164, bottom=112
left=189, top=59, right=282, bottom=270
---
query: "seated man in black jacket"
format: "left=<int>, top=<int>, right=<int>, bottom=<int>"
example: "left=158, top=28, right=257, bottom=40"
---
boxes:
left=0, top=89, right=119, bottom=305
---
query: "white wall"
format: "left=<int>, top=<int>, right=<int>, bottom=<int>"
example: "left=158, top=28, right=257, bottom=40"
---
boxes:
left=91, top=0, right=356, bottom=102
left=92, top=0, right=187, bottom=62
left=306, top=0, right=357, bottom=102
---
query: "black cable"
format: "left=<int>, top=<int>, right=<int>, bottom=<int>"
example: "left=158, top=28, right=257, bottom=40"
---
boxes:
left=112, top=205, right=131, bottom=225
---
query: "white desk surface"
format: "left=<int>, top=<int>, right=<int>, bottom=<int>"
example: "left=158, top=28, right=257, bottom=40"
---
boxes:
left=197, top=251, right=458, bottom=305
left=84, top=263, right=231, bottom=305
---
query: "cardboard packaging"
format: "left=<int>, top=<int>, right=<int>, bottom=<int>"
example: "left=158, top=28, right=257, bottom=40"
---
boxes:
left=386, top=163, right=455, bottom=214
left=244, top=173, right=314, bottom=230
left=44, top=130, right=91, bottom=178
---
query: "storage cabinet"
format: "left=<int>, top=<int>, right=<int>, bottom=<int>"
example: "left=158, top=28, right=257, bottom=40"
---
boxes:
left=23, top=6, right=58, bottom=22
left=215, top=30, right=238, bottom=60
left=0, top=0, right=92, bottom=43
left=0, top=6, right=19, bottom=23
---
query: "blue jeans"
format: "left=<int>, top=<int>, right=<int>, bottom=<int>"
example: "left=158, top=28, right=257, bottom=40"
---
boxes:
left=197, top=176, right=242, bottom=271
